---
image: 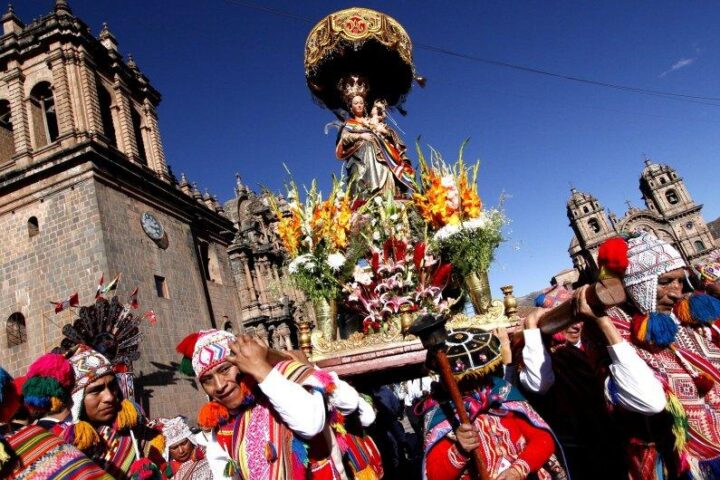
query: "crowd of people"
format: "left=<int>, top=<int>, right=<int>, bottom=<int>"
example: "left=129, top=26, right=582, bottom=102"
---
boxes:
left=1, top=232, right=720, bottom=480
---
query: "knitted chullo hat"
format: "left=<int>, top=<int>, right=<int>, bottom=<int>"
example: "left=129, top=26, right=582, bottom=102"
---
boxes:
left=159, top=416, right=194, bottom=461
left=22, top=353, right=75, bottom=418
left=623, top=232, right=686, bottom=314
left=68, top=345, right=114, bottom=425
left=176, top=330, right=235, bottom=378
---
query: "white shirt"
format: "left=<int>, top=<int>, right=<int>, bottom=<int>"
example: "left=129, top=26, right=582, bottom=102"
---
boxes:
left=519, top=328, right=666, bottom=414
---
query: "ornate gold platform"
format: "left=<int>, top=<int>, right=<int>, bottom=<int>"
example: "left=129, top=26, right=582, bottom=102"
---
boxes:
left=308, top=287, right=520, bottom=380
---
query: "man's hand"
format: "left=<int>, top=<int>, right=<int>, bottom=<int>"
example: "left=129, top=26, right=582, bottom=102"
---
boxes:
left=493, top=327, right=512, bottom=366
left=573, top=285, right=608, bottom=323
left=227, top=334, right=273, bottom=382
left=524, top=307, right=548, bottom=330
left=455, top=423, right=480, bottom=454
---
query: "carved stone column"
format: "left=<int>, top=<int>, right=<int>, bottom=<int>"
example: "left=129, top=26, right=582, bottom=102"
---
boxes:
left=47, top=49, right=76, bottom=138
left=143, top=99, right=169, bottom=180
left=4, top=68, right=31, bottom=164
left=112, top=76, right=139, bottom=161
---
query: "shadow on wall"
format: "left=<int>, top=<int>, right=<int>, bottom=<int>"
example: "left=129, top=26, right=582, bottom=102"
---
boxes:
left=134, top=361, right=199, bottom=415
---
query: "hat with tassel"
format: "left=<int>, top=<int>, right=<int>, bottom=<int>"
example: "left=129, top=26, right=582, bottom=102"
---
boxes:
left=22, top=353, right=75, bottom=418
left=176, top=330, right=235, bottom=378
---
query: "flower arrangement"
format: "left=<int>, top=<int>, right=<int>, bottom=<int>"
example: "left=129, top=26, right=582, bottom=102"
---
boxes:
left=344, top=237, right=453, bottom=333
left=413, top=143, right=505, bottom=277
left=269, top=176, right=359, bottom=301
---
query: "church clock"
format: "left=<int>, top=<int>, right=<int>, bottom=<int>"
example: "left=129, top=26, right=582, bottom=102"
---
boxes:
left=141, top=212, right=165, bottom=241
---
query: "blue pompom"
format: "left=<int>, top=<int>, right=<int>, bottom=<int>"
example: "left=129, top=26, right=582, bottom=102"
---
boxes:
left=646, top=312, right=678, bottom=347
left=689, top=294, right=720, bottom=326
left=534, top=294, right=546, bottom=308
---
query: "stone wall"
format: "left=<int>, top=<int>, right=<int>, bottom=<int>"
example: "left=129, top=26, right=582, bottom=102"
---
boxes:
left=93, top=181, right=239, bottom=418
left=0, top=171, right=107, bottom=374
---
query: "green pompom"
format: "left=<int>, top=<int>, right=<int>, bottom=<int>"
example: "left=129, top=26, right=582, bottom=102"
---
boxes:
left=22, top=376, right=64, bottom=399
left=178, top=357, right=194, bottom=376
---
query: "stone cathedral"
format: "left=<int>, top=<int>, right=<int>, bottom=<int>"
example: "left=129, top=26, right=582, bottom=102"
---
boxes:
left=0, top=1, right=242, bottom=418
left=568, top=159, right=719, bottom=284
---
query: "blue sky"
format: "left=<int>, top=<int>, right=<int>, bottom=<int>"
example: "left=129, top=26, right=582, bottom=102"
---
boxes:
left=17, top=1, right=720, bottom=296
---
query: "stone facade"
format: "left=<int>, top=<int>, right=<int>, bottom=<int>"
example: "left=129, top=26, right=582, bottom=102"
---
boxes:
left=0, top=2, right=240, bottom=418
left=568, top=159, right=719, bottom=283
left=224, top=175, right=311, bottom=351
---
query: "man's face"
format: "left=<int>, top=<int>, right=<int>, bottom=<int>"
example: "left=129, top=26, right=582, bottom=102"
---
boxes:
left=82, top=374, right=121, bottom=425
left=199, top=361, right=244, bottom=410
left=656, top=268, right=686, bottom=313
left=169, top=438, right=194, bottom=463
left=564, top=322, right=583, bottom=345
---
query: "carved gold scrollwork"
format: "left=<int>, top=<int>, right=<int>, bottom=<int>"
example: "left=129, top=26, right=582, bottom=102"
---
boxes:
left=304, top=7, right=414, bottom=74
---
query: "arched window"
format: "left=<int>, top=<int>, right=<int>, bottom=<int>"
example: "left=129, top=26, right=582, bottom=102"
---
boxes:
left=131, top=108, right=147, bottom=165
left=29, top=82, right=59, bottom=148
left=0, top=100, right=14, bottom=163
left=665, top=189, right=679, bottom=205
left=97, top=85, right=117, bottom=147
left=588, top=218, right=601, bottom=233
left=6, top=312, right=27, bottom=347
left=695, top=240, right=706, bottom=253
left=660, top=177, right=667, bottom=185
left=582, top=206, right=589, bottom=214
left=27, top=216, right=39, bottom=237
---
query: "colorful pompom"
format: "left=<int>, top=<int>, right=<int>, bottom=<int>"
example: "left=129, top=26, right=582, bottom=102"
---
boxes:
left=148, top=431, right=166, bottom=457
left=129, top=458, right=162, bottom=480
left=197, top=402, right=230, bottom=430
left=223, top=458, right=240, bottom=477
left=115, top=399, right=140, bottom=430
left=70, top=420, right=100, bottom=450
left=175, top=332, right=199, bottom=358
left=25, top=353, right=74, bottom=388
left=534, top=293, right=546, bottom=308
left=22, top=376, right=66, bottom=415
left=264, top=441, right=278, bottom=462
left=693, top=372, right=715, bottom=397
left=292, top=436, right=309, bottom=473
left=688, top=294, right=720, bottom=325
left=177, top=357, right=194, bottom=377
left=597, top=237, right=629, bottom=277
left=632, top=312, right=678, bottom=348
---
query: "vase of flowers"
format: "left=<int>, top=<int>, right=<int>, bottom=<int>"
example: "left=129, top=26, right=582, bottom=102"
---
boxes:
left=270, top=176, right=361, bottom=341
left=413, top=142, right=505, bottom=315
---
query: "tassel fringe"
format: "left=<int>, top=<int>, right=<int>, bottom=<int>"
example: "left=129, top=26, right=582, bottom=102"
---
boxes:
left=665, top=391, right=688, bottom=452
left=115, top=399, right=140, bottom=430
left=197, top=402, right=230, bottom=430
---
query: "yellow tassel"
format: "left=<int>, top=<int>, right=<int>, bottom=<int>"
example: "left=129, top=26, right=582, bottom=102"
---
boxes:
left=598, top=266, right=616, bottom=281
left=637, top=317, right=649, bottom=342
left=148, top=432, right=166, bottom=456
left=0, top=441, right=10, bottom=466
left=355, top=466, right=380, bottom=480
left=665, top=392, right=688, bottom=452
left=332, top=422, right=347, bottom=435
left=116, top=399, right=139, bottom=430
left=74, top=421, right=100, bottom=450
left=49, top=396, right=64, bottom=414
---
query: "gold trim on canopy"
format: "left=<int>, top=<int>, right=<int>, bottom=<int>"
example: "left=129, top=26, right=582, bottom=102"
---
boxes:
left=304, top=7, right=414, bottom=74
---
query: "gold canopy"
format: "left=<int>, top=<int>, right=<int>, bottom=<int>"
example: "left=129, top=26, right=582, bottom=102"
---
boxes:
left=304, top=8, right=416, bottom=111
left=304, top=7, right=413, bottom=74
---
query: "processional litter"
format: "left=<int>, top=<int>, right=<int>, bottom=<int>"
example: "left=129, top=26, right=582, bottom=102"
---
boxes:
left=267, top=7, right=517, bottom=379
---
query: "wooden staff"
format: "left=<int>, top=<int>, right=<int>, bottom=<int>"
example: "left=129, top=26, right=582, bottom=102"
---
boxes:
left=538, top=277, right=626, bottom=335
left=410, top=315, right=490, bottom=480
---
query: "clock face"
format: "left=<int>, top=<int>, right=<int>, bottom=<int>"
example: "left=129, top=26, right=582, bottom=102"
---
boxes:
left=141, top=212, right=164, bottom=240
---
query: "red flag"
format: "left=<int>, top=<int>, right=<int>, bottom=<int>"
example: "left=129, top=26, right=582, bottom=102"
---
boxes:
left=51, top=292, right=79, bottom=314
left=95, top=273, right=104, bottom=299
left=143, top=310, right=157, bottom=326
left=129, top=287, right=139, bottom=309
